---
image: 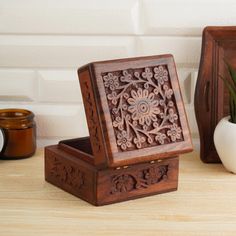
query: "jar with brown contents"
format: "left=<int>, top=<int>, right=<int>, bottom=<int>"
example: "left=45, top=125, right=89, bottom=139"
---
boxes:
left=0, top=109, right=36, bottom=159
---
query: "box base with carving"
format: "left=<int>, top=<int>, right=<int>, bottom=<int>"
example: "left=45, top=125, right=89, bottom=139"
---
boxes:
left=45, top=138, right=179, bottom=206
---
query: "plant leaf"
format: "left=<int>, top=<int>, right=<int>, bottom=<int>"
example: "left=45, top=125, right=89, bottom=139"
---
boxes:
left=224, top=60, right=236, bottom=88
left=219, top=75, right=236, bottom=123
left=230, top=95, right=236, bottom=123
left=219, top=75, right=236, bottom=100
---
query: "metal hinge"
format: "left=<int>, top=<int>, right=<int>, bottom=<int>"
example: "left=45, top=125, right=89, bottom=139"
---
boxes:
left=116, top=165, right=129, bottom=170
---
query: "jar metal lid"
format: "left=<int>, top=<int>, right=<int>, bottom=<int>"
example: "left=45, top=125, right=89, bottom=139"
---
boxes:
left=0, top=128, right=5, bottom=153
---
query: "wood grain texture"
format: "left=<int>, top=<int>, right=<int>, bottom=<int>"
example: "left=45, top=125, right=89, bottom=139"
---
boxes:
left=78, top=55, right=193, bottom=168
left=195, top=26, right=236, bottom=163
left=1, top=149, right=236, bottom=236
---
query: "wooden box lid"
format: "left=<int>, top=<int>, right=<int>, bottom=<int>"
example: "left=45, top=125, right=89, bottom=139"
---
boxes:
left=78, top=55, right=192, bottom=168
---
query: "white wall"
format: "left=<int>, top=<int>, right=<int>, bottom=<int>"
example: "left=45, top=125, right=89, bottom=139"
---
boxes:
left=1, top=0, right=235, bottom=147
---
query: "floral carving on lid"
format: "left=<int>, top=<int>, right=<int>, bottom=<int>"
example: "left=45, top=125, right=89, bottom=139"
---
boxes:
left=103, top=73, right=119, bottom=91
left=102, top=65, right=183, bottom=151
left=127, top=89, right=160, bottom=126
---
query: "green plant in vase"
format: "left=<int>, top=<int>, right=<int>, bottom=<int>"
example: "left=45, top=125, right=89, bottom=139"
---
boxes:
left=214, top=61, right=236, bottom=173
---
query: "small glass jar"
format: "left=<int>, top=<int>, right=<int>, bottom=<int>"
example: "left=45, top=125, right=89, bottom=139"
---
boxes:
left=0, top=109, right=36, bottom=159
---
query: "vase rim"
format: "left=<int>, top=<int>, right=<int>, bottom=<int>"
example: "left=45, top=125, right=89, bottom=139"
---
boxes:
left=222, top=116, right=236, bottom=125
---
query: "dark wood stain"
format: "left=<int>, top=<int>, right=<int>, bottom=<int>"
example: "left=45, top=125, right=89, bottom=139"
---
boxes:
left=45, top=55, right=192, bottom=206
left=195, top=26, right=236, bottom=163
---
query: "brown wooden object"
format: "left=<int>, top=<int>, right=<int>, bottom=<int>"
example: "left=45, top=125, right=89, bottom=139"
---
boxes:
left=195, top=26, right=236, bottom=163
left=45, top=54, right=193, bottom=205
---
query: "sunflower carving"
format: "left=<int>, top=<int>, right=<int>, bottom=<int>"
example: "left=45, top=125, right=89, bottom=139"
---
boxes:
left=127, top=89, right=160, bottom=126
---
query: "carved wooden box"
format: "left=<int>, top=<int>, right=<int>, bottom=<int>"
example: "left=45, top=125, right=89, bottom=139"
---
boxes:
left=45, top=55, right=193, bottom=206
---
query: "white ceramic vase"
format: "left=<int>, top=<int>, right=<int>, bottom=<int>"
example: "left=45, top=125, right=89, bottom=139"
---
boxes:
left=214, top=116, right=236, bottom=174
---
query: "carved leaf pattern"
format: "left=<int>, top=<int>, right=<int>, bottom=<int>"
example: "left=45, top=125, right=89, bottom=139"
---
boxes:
left=102, top=65, right=183, bottom=151
left=83, top=81, right=101, bottom=153
left=111, top=164, right=169, bottom=194
left=50, top=157, right=84, bottom=189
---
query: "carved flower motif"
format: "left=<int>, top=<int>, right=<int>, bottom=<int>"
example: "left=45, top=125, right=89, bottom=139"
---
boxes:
left=120, top=70, right=132, bottom=82
left=142, top=67, right=153, bottom=80
left=154, top=66, right=168, bottom=85
left=144, top=167, right=158, bottom=185
left=168, top=108, right=178, bottom=123
left=112, top=174, right=135, bottom=193
left=127, top=88, right=160, bottom=126
left=167, top=124, right=182, bottom=141
left=107, top=91, right=118, bottom=105
left=69, top=169, right=84, bottom=188
left=117, top=130, right=132, bottom=150
left=113, top=116, right=123, bottom=130
left=163, top=85, right=173, bottom=99
left=155, top=132, right=167, bottom=144
left=103, top=73, right=119, bottom=90
left=50, top=158, right=84, bottom=189
left=111, top=166, right=169, bottom=195
left=134, top=136, right=146, bottom=149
